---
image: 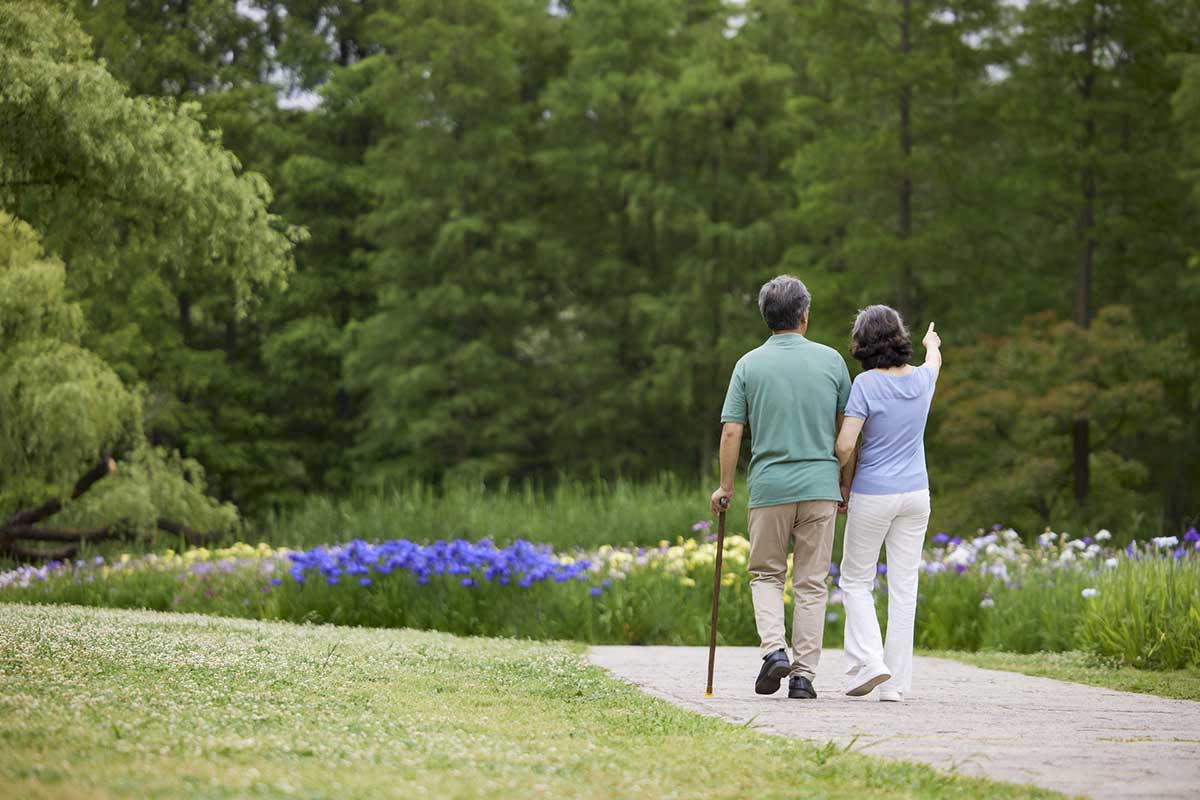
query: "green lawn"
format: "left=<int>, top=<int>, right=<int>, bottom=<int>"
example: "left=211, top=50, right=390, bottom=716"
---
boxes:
left=0, top=605, right=1059, bottom=800
left=926, top=649, right=1200, bottom=702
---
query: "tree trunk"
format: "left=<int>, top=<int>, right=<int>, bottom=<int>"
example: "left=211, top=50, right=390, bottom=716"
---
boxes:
left=179, top=293, right=193, bottom=346
left=897, top=0, right=915, bottom=320
left=701, top=151, right=724, bottom=477
left=1073, top=10, right=1098, bottom=505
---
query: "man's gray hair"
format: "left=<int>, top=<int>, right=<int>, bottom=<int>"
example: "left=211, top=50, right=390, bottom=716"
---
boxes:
left=758, top=275, right=811, bottom=332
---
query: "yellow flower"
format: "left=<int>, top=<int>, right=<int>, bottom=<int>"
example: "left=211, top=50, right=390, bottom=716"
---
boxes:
left=680, top=577, right=696, bottom=588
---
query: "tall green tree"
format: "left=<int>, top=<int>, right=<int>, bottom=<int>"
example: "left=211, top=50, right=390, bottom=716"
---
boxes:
left=345, top=0, right=566, bottom=484
left=257, top=59, right=386, bottom=497
left=931, top=306, right=1183, bottom=534
left=1003, top=0, right=1199, bottom=507
left=636, top=11, right=807, bottom=473
left=535, top=0, right=688, bottom=476
left=0, top=0, right=290, bottom=539
left=0, top=211, right=238, bottom=557
left=789, top=0, right=1009, bottom=328
left=65, top=0, right=313, bottom=509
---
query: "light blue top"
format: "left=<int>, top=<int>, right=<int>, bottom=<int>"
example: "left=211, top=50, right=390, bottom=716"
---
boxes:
left=843, top=365, right=937, bottom=495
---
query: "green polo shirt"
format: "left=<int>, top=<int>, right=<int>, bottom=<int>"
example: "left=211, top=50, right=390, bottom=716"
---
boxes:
left=720, top=333, right=852, bottom=508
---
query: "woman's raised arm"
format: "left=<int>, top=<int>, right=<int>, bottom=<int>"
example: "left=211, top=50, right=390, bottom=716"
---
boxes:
left=922, top=322, right=942, bottom=376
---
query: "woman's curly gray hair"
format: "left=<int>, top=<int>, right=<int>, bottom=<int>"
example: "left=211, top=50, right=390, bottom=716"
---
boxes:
left=850, top=305, right=912, bottom=369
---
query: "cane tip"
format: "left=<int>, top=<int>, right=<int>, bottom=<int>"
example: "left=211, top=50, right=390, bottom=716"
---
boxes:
left=705, top=691, right=713, bottom=697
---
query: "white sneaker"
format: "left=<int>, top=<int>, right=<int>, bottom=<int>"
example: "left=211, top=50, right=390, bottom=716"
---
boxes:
left=878, top=690, right=903, bottom=702
left=846, top=663, right=891, bottom=697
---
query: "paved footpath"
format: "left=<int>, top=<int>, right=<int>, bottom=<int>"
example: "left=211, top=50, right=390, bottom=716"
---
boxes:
left=587, top=646, right=1200, bottom=799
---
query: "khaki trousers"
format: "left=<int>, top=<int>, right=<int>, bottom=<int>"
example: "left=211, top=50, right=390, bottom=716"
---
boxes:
left=747, top=500, right=837, bottom=680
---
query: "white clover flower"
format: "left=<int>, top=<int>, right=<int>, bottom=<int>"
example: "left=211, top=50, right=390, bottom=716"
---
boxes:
left=945, top=547, right=973, bottom=567
left=1081, top=587, right=1099, bottom=598
left=980, top=597, right=995, bottom=608
left=1105, top=557, right=1119, bottom=568
left=1096, top=529, right=1112, bottom=541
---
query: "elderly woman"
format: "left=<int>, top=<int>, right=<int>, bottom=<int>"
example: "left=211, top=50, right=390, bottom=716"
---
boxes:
left=835, top=306, right=941, bottom=701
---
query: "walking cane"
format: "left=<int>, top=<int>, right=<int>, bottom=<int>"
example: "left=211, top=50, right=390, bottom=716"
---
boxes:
left=705, top=496, right=729, bottom=696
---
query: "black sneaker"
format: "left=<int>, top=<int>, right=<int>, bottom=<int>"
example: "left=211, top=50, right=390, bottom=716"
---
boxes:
left=788, top=675, right=817, bottom=699
left=754, top=649, right=792, bottom=695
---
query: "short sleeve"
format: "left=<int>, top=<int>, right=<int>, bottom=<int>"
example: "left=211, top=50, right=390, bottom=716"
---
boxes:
left=844, top=376, right=870, bottom=419
left=918, top=364, right=938, bottom=394
left=719, top=361, right=748, bottom=423
left=835, top=358, right=852, bottom=414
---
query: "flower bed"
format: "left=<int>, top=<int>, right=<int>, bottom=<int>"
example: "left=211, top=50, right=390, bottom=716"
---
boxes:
left=3, top=527, right=1197, bottom=669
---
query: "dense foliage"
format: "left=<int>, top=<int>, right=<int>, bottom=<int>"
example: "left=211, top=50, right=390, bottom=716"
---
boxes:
left=0, top=1, right=296, bottom=550
left=2, top=1, right=1198, bottom=540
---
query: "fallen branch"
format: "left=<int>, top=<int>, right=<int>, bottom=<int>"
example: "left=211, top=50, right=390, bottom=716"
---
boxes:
left=0, top=525, right=116, bottom=543
left=155, top=518, right=220, bottom=546
left=0, top=541, right=79, bottom=562
left=2, top=457, right=117, bottom=529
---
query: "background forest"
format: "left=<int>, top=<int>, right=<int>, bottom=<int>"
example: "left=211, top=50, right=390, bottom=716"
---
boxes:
left=2, top=0, right=1199, bottom=553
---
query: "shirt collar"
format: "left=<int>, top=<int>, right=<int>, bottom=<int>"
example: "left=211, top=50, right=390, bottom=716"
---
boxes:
left=766, top=333, right=808, bottom=346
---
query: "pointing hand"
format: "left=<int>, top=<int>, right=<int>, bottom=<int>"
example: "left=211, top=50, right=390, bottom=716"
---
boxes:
left=922, top=322, right=941, bottom=350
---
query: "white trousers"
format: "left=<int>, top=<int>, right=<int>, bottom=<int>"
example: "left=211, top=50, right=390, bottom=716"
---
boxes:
left=840, top=489, right=930, bottom=695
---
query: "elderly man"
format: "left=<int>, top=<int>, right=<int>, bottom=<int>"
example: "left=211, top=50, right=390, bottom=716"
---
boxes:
left=710, top=275, right=851, bottom=699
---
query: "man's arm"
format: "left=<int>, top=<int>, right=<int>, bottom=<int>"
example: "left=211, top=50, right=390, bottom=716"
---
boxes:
left=710, top=422, right=744, bottom=515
